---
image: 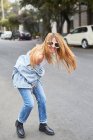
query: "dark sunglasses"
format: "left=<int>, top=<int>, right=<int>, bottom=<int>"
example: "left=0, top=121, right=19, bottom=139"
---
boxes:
left=47, top=42, right=60, bottom=48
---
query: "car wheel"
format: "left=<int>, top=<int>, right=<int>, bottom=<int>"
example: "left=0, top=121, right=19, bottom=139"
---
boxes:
left=81, top=40, right=89, bottom=49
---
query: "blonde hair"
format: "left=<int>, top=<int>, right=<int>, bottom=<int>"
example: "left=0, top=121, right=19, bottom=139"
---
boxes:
left=29, top=32, right=77, bottom=73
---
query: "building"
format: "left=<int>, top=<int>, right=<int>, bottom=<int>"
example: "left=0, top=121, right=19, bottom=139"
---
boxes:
left=63, top=3, right=93, bottom=33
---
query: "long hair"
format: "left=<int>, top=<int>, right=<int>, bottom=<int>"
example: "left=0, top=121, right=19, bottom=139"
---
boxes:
left=29, top=32, right=77, bottom=73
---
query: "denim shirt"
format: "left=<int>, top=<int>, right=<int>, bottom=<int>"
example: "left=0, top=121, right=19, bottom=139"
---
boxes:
left=12, top=51, right=45, bottom=88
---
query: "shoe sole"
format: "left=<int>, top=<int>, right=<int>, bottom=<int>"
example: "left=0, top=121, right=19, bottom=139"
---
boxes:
left=16, top=129, right=25, bottom=138
left=39, top=129, right=55, bottom=136
left=15, top=123, right=25, bottom=138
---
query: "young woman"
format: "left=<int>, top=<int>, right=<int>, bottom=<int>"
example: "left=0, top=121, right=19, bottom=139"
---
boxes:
left=12, top=33, right=77, bottom=138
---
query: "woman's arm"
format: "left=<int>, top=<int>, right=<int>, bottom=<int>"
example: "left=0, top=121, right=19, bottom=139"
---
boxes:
left=16, top=65, right=40, bottom=84
left=35, top=54, right=44, bottom=65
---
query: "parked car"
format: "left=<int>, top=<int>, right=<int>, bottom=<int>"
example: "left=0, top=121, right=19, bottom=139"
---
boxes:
left=1, top=31, right=12, bottom=40
left=19, top=31, right=31, bottom=40
left=0, top=30, right=32, bottom=40
left=12, top=30, right=20, bottom=40
left=64, top=25, right=93, bottom=48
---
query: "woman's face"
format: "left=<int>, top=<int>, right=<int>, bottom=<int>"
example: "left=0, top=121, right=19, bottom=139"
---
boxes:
left=47, top=37, right=59, bottom=54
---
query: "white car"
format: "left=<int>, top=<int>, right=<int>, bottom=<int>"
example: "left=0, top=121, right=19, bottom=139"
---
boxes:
left=1, top=31, right=12, bottom=40
left=64, top=25, right=93, bottom=48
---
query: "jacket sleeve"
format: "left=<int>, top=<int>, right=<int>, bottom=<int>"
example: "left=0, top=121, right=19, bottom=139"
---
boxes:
left=16, top=65, right=40, bottom=84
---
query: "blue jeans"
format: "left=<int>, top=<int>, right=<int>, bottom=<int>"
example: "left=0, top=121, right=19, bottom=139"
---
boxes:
left=17, top=82, right=47, bottom=124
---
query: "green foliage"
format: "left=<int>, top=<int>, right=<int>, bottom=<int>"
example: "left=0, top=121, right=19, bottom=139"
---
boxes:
left=20, top=0, right=93, bottom=34
left=0, top=0, right=20, bottom=30
left=0, top=19, right=10, bottom=28
left=17, top=10, right=39, bottom=36
left=0, top=15, right=20, bottom=30
left=8, top=15, right=20, bottom=27
left=20, top=0, right=79, bottom=34
left=3, top=0, right=11, bottom=11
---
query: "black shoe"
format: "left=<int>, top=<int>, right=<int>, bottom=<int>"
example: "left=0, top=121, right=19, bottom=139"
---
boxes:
left=15, top=120, right=25, bottom=138
left=39, top=123, right=55, bottom=135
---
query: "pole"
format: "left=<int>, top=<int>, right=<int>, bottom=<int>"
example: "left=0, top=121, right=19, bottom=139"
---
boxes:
left=1, top=0, right=5, bottom=31
left=1, top=0, right=5, bottom=19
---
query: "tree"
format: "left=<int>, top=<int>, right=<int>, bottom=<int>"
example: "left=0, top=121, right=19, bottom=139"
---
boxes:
left=0, top=19, right=10, bottom=29
left=17, top=9, right=40, bottom=36
left=21, top=0, right=93, bottom=34
left=0, top=0, right=18, bottom=30
left=8, top=15, right=20, bottom=29
left=20, top=0, right=80, bottom=34
left=21, top=0, right=53, bottom=36
left=50, top=0, right=78, bottom=33
left=0, top=0, right=11, bottom=19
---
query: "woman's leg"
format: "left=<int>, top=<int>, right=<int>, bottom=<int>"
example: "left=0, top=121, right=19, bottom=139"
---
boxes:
left=15, top=88, right=34, bottom=138
left=33, top=82, right=55, bottom=135
left=18, top=88, right=34, bottom=123
left=33, top=82, right=47, bottom=123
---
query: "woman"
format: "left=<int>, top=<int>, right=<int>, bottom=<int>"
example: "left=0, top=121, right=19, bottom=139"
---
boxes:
left=12, top=33, right=77, bottom=138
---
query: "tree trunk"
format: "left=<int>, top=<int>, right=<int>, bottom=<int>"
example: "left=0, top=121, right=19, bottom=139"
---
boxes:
left=60, top=12, right=65, bottom=34
left=42, top=18, right=51, bottom=39
left=56, top=13, right=61, bottom=33
left=56, top=12, right=65, bottom=34
left=79, top=3, right=81, bottom=26
left=63, top=13, right=70, bottom=33
left=87, top=4, right=92, bottom=25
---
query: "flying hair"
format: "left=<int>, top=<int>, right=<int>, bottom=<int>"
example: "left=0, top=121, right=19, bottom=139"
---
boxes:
left=29, top=33, right=77, bottom=73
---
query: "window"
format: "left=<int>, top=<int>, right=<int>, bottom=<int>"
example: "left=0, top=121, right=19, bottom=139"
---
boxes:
left=91, top=26, right=93, bottom=31
left=71, top=28, right=82, bottom=34
left=81, top=27, right=87, bottom=32
left=71, top=27, right=87, bottom=34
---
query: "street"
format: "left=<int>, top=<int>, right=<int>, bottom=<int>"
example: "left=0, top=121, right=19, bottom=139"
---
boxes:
left=0, top=39, right=93, bottom=140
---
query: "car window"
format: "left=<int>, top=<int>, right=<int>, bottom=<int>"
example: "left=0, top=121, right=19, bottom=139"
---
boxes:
left=91, top=26, right=93, bottom=31
left=71, top=27, right=88, bottom=34
left=81, top=27, right=87, bottom=32
left=71, top=28, right=82, bottom=34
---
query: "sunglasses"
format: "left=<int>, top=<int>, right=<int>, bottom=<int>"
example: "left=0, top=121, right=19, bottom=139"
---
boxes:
left=47, top=42, right=60, bottom=48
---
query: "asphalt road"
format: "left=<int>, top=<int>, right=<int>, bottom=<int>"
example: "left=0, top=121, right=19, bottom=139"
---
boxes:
left=0, top=39, right=93, bottom=140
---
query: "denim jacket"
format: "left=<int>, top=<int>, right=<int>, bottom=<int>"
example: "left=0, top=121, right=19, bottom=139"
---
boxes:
left=12, top=51, right=45, bottom=88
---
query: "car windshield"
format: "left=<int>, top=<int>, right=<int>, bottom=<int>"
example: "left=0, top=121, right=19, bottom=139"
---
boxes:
left=4, top=31, right=12, bottom=34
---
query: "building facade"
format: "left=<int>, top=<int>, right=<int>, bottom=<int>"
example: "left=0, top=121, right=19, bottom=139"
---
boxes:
left=63, top=4, right=93, bottom=33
